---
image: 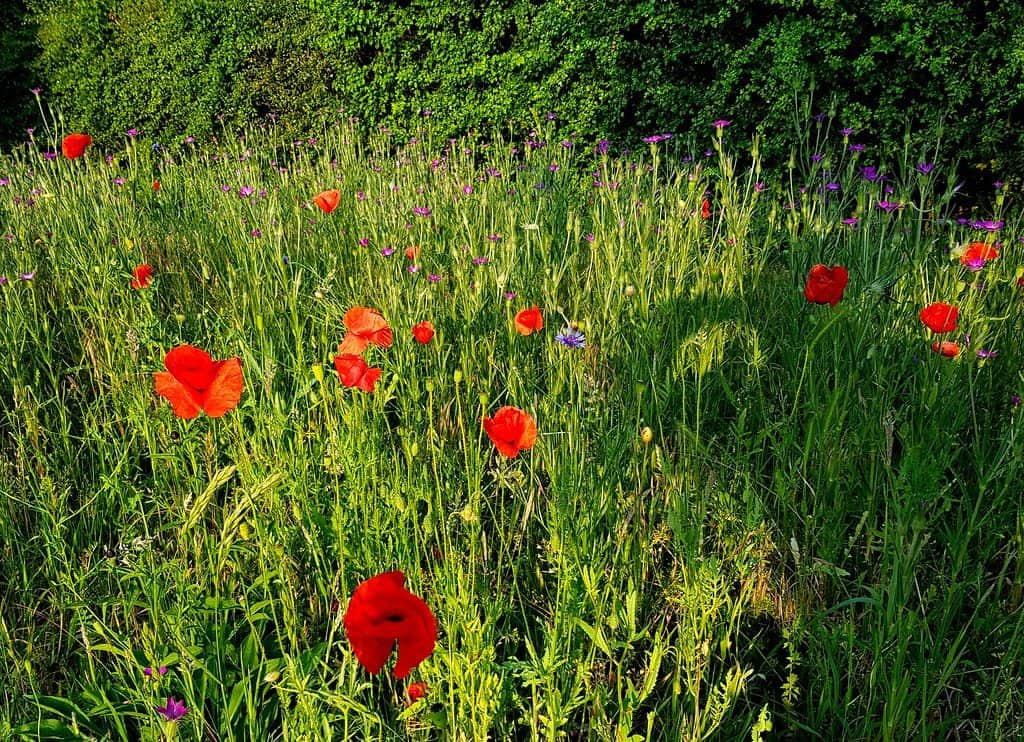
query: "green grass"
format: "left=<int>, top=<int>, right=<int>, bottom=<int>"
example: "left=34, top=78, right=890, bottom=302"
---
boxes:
left=1, top=111, right=1023, bottom=740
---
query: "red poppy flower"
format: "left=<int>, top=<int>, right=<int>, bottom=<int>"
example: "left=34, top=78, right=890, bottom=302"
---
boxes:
left=701, top=198, right=712, bottom=219
left=153, top=345, right=244, bottom=419
left=919, top=302, right=958, bottom=333
left=482, top=406, right=538, bottom=458
left=804, top=264, right=849, bottom=306
left=932, top=341, right=960, bottom=357
left=404, top=245, right=420, bottom=260
left=343, top=570, right=437, bottom=679
left=411, top=321, right=435, bottom=344
left=514, top=306, right=543, bottom=335
left=338, top=306, right=394, bottom=355
left=959, top=241, right=998, bottom=267
left=334, top=353, right=382, bottom=392
left=313, top=189, right=341, bottom=214
left=131, top=264, right=153, bottom=289
left=407, top=682, right=428, bottom=704
left=62, top=133, right=92, bottom=159
left=152, top=180, right=161, bottom=192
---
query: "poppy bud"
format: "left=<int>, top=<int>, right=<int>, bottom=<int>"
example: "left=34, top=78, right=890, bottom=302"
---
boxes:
left=264, top=671, right=281, bottom=684
left=640, top=427, right=654, bottom=445
left=454, top=369, right=463, bottom=384
left=625, top=285, right=635, bottom=297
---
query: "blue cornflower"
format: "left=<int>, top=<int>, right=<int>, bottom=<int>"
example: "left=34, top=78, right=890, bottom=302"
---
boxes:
left=555, top=327, right=586, bottom=349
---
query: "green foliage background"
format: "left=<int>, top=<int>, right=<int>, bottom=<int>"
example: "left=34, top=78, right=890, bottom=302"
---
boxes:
left=5, top=0, right=1024, bottom=182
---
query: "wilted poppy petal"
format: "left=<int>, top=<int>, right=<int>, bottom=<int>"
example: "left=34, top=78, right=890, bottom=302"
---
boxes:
left=202, top=358, right=244, bottom=417
left=344, top=307, right=393, bottom=348
left=154, top=372, right=203, bottom=419
left=338, top=333, right=370, bottom=355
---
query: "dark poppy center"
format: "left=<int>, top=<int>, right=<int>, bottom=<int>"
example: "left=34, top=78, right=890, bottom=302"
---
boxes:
left=385, top=613, right=405, bottom=623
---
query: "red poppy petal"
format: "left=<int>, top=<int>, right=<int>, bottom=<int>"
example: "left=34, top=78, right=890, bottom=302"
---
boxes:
left=62, top=133, right=92, bottom=159
left=165, top=345, right=217, bottom=391
left=338, top=333, right=370, bottom=356
left=313, top=189, right=340, bottom=214
left=202, top=358, right=244, bottom=417
left=154, top=372, right=203, bottom=419
left=357, top=366, right=382, bottom=393
left=348, top=635, right=396, bottom=675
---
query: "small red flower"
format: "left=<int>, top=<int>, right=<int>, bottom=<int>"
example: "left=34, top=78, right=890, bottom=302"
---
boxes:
left=411, top=321, right=435, bottom=344
left=313, top=189, right=341, bottom=214
left=960, top=241, right=998, bottom=267
left=514, top=306, right=544, bottom=335
left=152, top=180, right=161, bottom=192
left=482, top=406, right=538, bottom=458
left=338, top=307, right=394, bottom=355
left=62, top=133, right=92, bottom=159
left=131, top=264, right=153, bottom=289
left=407, top=682, right=428, bottom=704
left=919, top=302, right=958, bottom=334
left=404, top=245, right=421, bottom=260
left=334, top=353, right=382, bottom=392
left=343, top=571, right=437, bottom=679
left=153, top=345, right=244, bottom=419
left=804, top=264, right=849, bottom=306
left=932, top=340, right=960, bottom=357
left=701, top=198, right=711, bottom=219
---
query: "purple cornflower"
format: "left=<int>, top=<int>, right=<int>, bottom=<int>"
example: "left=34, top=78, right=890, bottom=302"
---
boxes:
left=842, top=217, right=859, bottom=228
left=472, top=256, right=490, bottom=265
left=560, top=140, right=573, bottom=148
left=642, top=133, right=672, bottom=144
left=113, top=177, right=125, bottom=186
left=994, top=181, right=1003, bottom=189
left=250, top=229, right=262, bottom=238
left=412, top=206, right=431, bottom=217
left=155, top=697, right=188, bottom=721
left=43, top=152, right=57, bottom=160
left=427, top=273, right=441, bottom=283
left=555, top=327, right=586, bottom=349
left=126, top=129, right=138, bottom=138
left=358, top=237, right=370, bottom=247
left=220, top=184, right=231, bottom=193
left=503, top=291, right=517, bottom=300
left=965, top=257, right=986, bottom=272
left=970, top=219, right=1003, bottom=231
left=0, top=178, right=8, bottom=186
left=17, top=271, right=35, bottom=280
left=811, top=153, right=824, bottom=163
left=848, top=143, right=865, bottom=153
left=976, top=348, right=998, bottom=359
left=840, top=128, right=854, bottom=136
left=754, top=182, right=765, bottom=192
left=595, top=139, right=610, bottom=155
left=381, top=247, right=395, bottom=256
left=1013, top=394, right=1022, bottom=407
left=825, top=182, right=841, bottom=192
left=239, top=186, right=254, bottom=197
left=0, top=276, right=7, bottom=285
left=408, top=264, right=419, bottom=273
left=860, top=165, right=880, bottom=181
left=356, top=190, right=366, bottom=201
left=487, top=233, right=502, bottom=242
left=585, top=234, right=595, bottom=242
left=876, top=200, right=901, bottom=213
left=915, top=162, right=935, bottom=175
left=712, top=119, right=731, bottom=129
left=184, top=136, right=195, bottom=144
left=30, top=87, right=42, bottom=96
left=143, top=666, right=168, bottom=678
left=462, top=185, right=473, bottom=195
left=548, top=163, right=560, bottom=172
left=534, top=183, right=546, bottom=190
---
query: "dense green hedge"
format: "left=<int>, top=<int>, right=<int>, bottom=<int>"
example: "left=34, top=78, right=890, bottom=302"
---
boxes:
left=10, top=0, right=1024, bottom=182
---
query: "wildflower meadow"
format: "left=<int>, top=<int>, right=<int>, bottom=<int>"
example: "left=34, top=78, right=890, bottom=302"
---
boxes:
left=1, top=107, right=1023, bottom=740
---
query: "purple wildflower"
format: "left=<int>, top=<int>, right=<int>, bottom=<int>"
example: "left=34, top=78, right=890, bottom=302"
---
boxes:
left=976, top=348, right=998, bottom=359
left=970, top=220, right=1003, bottom=231
left=840, top=128, right=854, bottom=136
left=143, top=666, right=168, bottom=678
left=842, top=217, right=859, bottom=228
left=126, top=129, right=138, bottom=138
left=17, top=272, right=35, bottom=280
left=381, top=247, right=395, bottom=257
left=915, top=162, right=935, bottom=175
left=555, top=327, right=586, bottom=349
left=860, top=165, right=880, bottom=181
left=0, top=276, right=6, bottom=285
left=876, top=200, right=902, bottom=213
left=487, top=233, right=502, bottom=242
left=408, top=265, right=419, bottom=273
left=155, top=697, right=188, bottom=721
left=113, top=177, right=125, bottom=186
left=462, top=185, right=473, bottom=195
left=712, top=119, right=731, bottom=129
left=412, top=206, right=431, bottom=217
left=848, top=143, right=865, bottom=153
left=503, top=291, right=517, bottom=300
left=358, top=237, right=370, bottom=247
left=811, top=153, right=824, bottom=163
left=239, top=186, right=254, bottom=197
left=472, top=256, right=490, bottom=265
left=42, top=152, right=57, bottom=160
left=595, top=139, right=610, bottom=155
left=1013, top=394, right=1022, bottom=407
left=427, top=273, right=441, bottom=283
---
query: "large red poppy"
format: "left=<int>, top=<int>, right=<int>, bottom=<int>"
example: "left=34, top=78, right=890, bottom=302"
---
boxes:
left=153, top=345, right=243, bottom=419
left=334, top=353, right=382, bottom=392
left=804, top=264, right=849, bottom=306
left=313, top=189, right=341, bottom=214
left=411, top=321, right=434, bottom=344
left=338, top=307, right=394, bottom=355
left=62, top=133, right=92, bottom=159
left=482, top=406, right=538, bottom=458
left=514, top=306, right=543, bottom=336
left=343, top=570, right=437, bottom=679
left=919, top=302, right=958, bottom=334
left=131, top=264, right=153, bottom=289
